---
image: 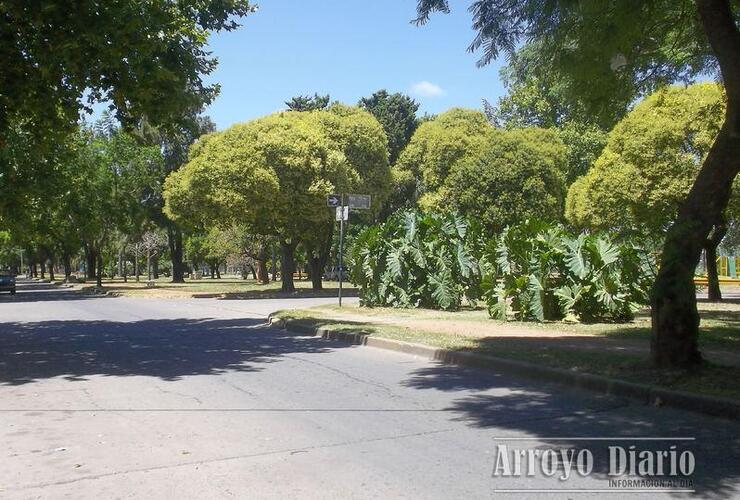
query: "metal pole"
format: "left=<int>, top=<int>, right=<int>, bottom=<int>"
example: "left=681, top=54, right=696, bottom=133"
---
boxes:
left=338, top=194, right=345, bottom=307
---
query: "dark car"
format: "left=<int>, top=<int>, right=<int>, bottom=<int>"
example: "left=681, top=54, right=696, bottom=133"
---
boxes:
left=0, top=273, right=16, bottom=295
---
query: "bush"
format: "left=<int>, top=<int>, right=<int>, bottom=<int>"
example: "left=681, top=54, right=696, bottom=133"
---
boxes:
left=351, top=210, right=482, bottom=310
left=483, top=220, right=653, bottom=322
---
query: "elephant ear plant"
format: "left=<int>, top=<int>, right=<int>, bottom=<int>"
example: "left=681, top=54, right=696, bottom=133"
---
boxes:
left=482, top=220, right=566, bottom=321
left=554, top=233, right=653, bottom=322
left=482, top=220, right=653, bottom=323
left=350, top=210, right=482, bottom=310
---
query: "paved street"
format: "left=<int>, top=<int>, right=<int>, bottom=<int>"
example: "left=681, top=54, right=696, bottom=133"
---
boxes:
left=0, top=281, right=739, bottom=499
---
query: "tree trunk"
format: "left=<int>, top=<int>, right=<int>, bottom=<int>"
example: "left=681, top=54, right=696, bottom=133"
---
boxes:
left=48, top=253, right=55, bottom=282
left=153, top=257, right=159, bottom=279
left=85, top=245, right=96, bottom=282
left=62, top=252, right=72, bottom=279
left=280, top=241, right=297, bottom=293
left=215, top=264, right=221, bottom=280
left=255, top=244, right=270, bottom=284
left=168, top=225, right=185, bottom=283
left=118, top=246, right=124, bottom=278
left=271, top=245, right=278, bottom=281
left=705, top=218, right=728, bottom=302
left=96, top=252, right=103, bottom=288
left=40, top=260, right=46, bottom=280
left=310, top=224, right=334, bottom=291
left=134, top=247, right=140, bottom=282
left=309, top=257, right=323, bottom=290
left=257, top=259, right=269, bottom=284
left=650, top=0, right=740, bottom=368
left=147, top=250, right=152, bottom=281
left=245, top=264, right=256, bottom=280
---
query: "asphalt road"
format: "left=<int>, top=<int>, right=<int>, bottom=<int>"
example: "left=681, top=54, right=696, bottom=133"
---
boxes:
left=0, top=281, right=739, bottom=499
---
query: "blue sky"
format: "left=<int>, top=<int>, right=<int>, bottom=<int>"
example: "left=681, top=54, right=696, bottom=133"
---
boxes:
left=202, top=0, right=507, bottom=130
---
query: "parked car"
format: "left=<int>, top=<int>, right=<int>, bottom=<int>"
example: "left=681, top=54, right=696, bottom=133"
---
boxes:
left=0, top=272, right=16, bottom=295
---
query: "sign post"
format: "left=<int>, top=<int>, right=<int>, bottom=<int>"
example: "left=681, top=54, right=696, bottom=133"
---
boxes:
left=338, top=197, right=346, bottom=307
left=328, top=193, right=371, bottom=307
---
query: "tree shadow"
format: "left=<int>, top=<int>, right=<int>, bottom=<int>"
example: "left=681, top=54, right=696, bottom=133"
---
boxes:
left=403, top=362, right=740, bottom=497
left=0, top=287, right=104, bottom=303
left=0, top=318, right=336, bottom=386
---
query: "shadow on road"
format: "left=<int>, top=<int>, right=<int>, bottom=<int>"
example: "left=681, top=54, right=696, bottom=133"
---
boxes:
left=0, top=318, right=334, bottom=386
left=0, top=280, right=104, bottom=303
left=403, top=362, right=740, bottom=497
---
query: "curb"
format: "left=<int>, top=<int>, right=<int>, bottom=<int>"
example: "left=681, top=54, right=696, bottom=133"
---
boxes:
left=268, top=316, right=740, bottom=421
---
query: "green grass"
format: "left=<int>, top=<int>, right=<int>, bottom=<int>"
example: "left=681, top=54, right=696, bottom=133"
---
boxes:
left=272, top=302, right=740, bottom=401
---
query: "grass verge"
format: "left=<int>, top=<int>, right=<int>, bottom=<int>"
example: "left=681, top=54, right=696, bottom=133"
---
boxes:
left=272, top=301, right=740, bottom=402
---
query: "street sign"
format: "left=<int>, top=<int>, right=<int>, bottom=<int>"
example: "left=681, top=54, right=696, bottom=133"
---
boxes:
left=348, top=194, right=371, bottom=210
left=326, top=194, right=341, bottom=207
left=335, top=206, right=349, bottom=221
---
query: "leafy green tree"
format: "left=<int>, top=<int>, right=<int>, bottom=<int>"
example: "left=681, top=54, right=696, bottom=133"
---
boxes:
left=414, top=0, right=740, bottom=368
left=165, top=108, right=390, bottom=292
left=439, top=128, right=567, bottom=233
left=0, top=0, right=253, bottom=142
left=358, top=90, right=420, bottom=164
left=285, top=93, right=331, bottom=111
left=566, top=83, right=736, bottom=301
left=70, top=125, right=162, bottom=285
left=393, top=108, right=492, bottom=210
left=137, top=112, right=217, bottom=283
left=394, top=110, right=567, bottom=231
left=483, top=46, right=608, bottom=186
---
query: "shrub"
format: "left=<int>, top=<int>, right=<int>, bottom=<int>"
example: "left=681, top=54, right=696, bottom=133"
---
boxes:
left=483, top=220, right=653, bottom=322
left=351, top=210, right=482, bottom=310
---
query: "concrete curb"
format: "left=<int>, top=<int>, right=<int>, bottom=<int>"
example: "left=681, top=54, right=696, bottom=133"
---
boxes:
left=268, top=316, right=740, bottom=421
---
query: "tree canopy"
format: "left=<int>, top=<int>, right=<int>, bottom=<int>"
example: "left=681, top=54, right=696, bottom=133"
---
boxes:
left=392, top=108, right=566, bottom=232
left=285, top=94, right=331, bottom=112
left=393, top=108, right=492, bottom=208
left=441, top=128, right=567, bottom=234
left=358, top=90, right=420, bottom=163
left=1, top=1, right=253, bottom=141
left=164, top=106, right=391, bottom=290
left=566, top=83, right=727, bottom=235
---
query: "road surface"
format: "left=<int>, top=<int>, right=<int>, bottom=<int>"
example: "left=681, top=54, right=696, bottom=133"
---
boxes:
left=0, top=280, right=738, bottom=499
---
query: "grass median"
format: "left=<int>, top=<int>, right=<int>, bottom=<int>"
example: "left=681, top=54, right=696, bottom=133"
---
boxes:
left=272, top=300, right=740, bottom=402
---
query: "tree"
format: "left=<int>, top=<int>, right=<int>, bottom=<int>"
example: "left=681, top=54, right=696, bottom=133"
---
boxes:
left=483, top=46, right=608, bottom=186
left=140, top=230, right=168, bottom=281
left=392, top=109, right=567, bottom=232
left=67, top=124, right=162, bottom=286
left=393, top=108, right=492, bottom=211
left=164, top=108, right=390, bottom=292
left=566, top=83, right=736, bottom=301
left=137, top=113, right=217, bottom=283
left=285, top=93, right=331, bottom=112
left=414, top=0, right=740, bottom=368
left=0, top=0, right=253, bottom=141
left=358, top=90, right=420, bottom=164
left=440, top=128, right=567, bottom=234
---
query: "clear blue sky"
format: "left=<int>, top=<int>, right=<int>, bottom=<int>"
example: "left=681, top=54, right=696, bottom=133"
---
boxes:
left=202, top=0, right=507, bottom=130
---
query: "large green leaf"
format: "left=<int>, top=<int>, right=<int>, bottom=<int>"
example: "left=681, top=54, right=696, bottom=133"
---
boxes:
left=429, top=269, right=455, bottom=310
left=595, top=236, right=620, bottom=266
left=527, top=273, right=545, bottom=321
left=386, top=250, right=403, bottom=279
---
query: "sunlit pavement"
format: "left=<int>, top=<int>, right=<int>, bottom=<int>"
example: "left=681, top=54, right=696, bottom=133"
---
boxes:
left=0, top=281, right=738, bottom=499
